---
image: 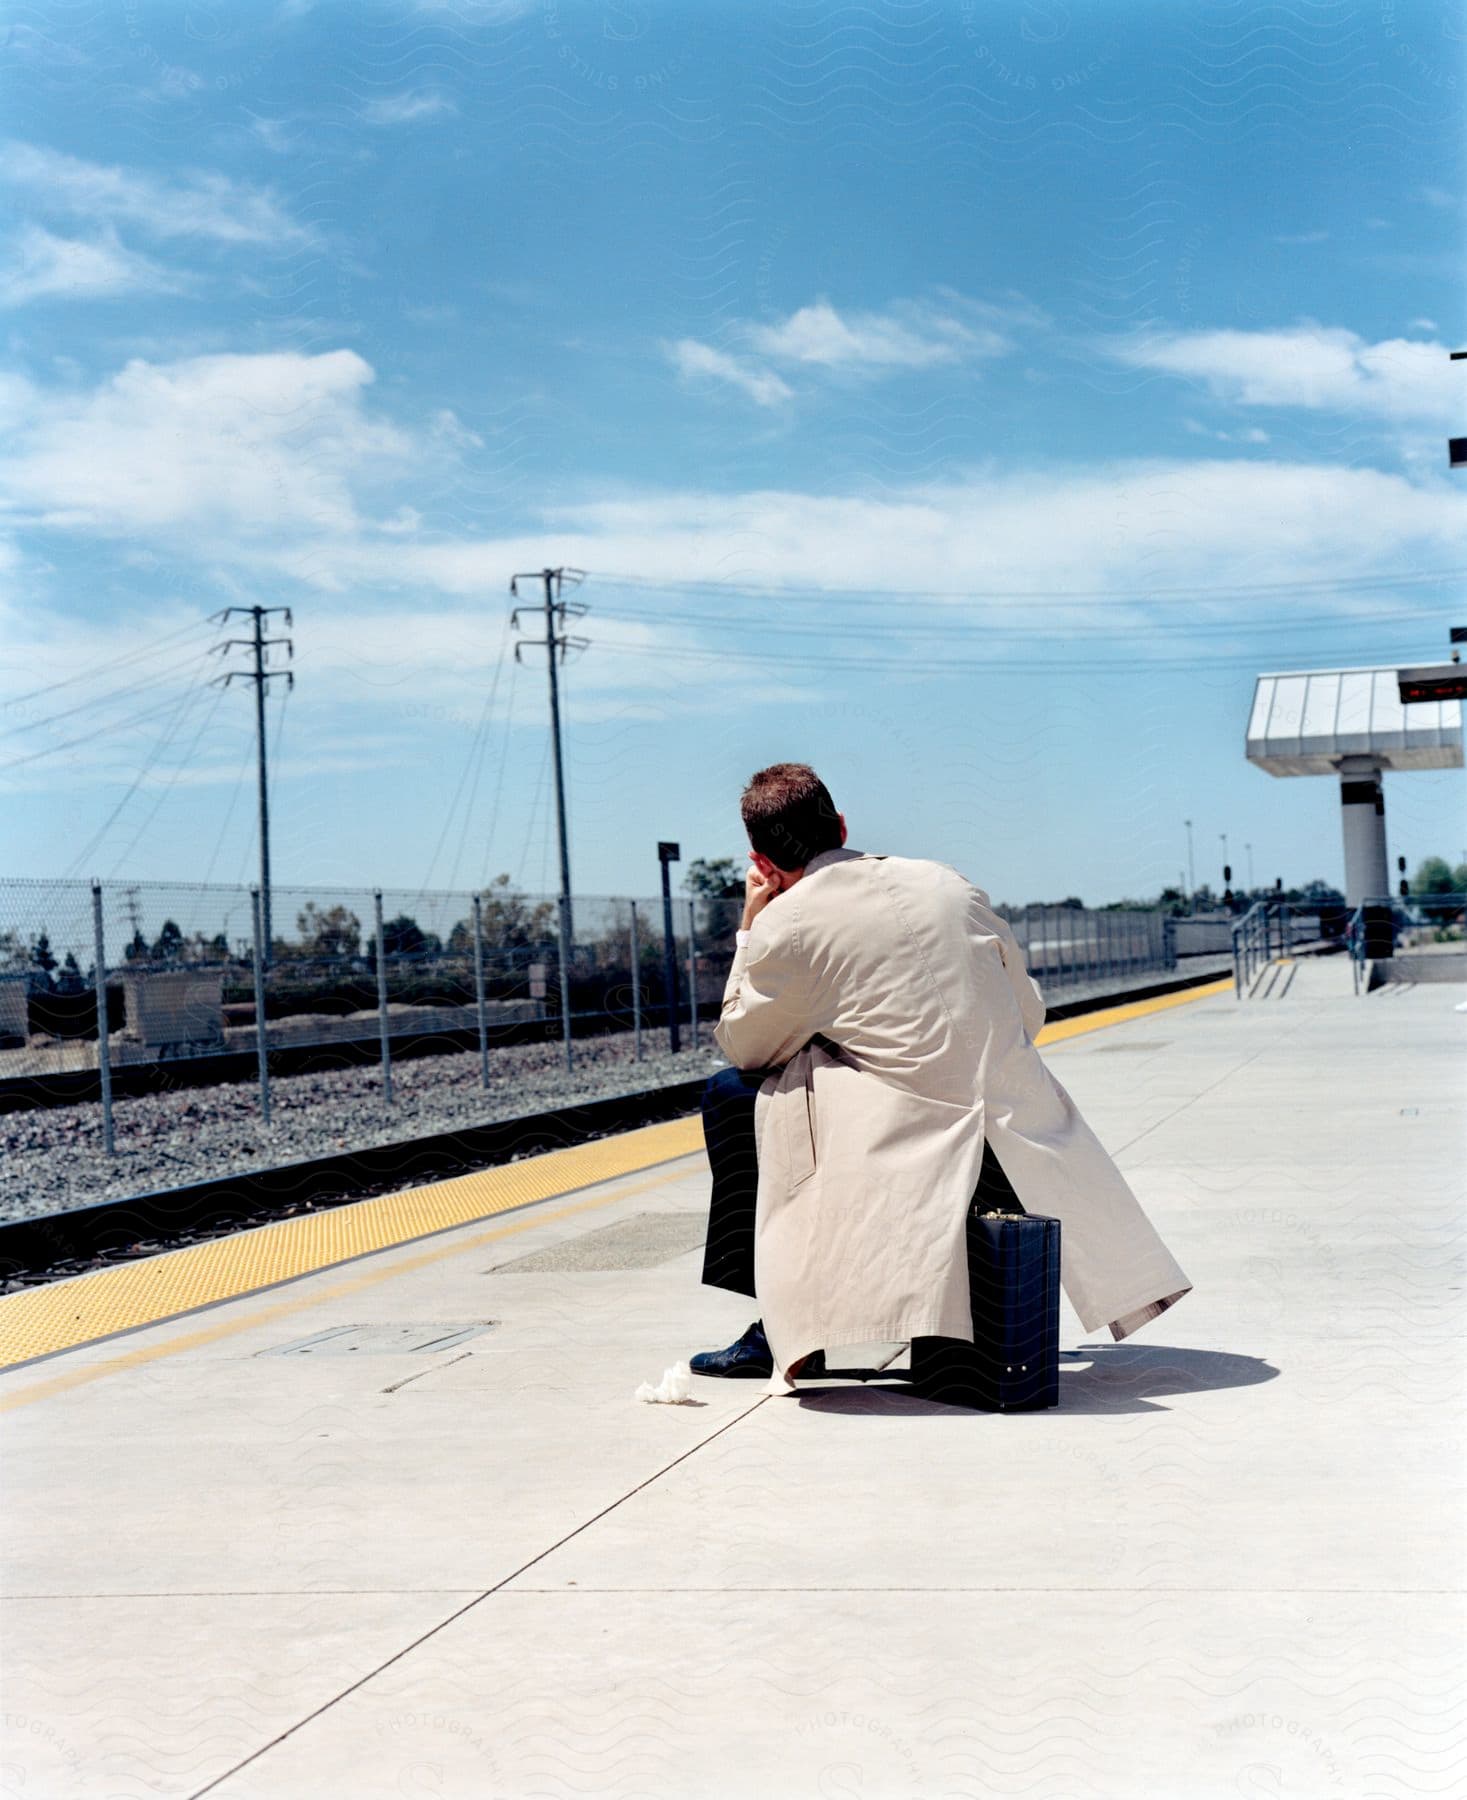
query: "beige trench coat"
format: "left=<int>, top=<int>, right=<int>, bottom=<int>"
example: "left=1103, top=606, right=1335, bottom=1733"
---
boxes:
left=712, top=847, right=1192, bottom=1384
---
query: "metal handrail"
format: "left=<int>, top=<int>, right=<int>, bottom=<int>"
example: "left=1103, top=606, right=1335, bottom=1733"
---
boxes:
left=1230, top=899, right=1304, bottom=997
left=1345, top=892, right=1466, bottom=995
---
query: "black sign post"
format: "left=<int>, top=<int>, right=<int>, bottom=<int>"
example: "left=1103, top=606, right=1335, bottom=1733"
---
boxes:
left=659, top=841, right=681, bottom=1054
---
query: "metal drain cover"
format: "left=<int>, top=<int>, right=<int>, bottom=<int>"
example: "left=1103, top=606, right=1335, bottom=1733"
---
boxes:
left=259, top=1323, right=494, bottom=1356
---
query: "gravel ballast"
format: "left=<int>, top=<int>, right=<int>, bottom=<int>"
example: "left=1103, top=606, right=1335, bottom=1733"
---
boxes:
left=1, top=1029, right=729, bottom=1225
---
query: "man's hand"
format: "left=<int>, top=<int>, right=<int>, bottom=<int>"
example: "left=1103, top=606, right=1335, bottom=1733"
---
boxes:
left=742, top=854, right=784, bottom=931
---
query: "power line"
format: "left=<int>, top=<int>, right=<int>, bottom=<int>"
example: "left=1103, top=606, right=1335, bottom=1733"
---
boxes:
left=519, top=727, right=552, bottom=898
left=593, top=600, right=1453, bottom=643
left=635, top=638, right=1450, bottom=678
left=444, top=625, right=516, bottom=897
left=589, top=565, right=1467, bottom=607
left=477, top=650, right=521, bottom=891
left=201, top=732, right=254, bottom=888
left=422, top=609, right=514, bottom=898
left=2, top=617, right=213, bottom=709
left=107, top=681, right=231, bottom=878
left=0, top=645, right=218, bottom=740
left=0, top=687, right=216, bottom=773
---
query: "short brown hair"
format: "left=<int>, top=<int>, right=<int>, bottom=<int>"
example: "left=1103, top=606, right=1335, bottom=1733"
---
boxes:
left=740, top=762, right=842, bottom=872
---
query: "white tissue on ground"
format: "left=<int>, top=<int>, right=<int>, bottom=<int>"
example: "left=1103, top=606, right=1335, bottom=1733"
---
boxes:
left=634, top=1361, right=695, bottom=1404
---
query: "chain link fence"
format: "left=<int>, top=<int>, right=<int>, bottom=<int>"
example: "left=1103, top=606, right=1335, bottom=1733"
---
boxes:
left=1, top=877, right=1184, bottom=1197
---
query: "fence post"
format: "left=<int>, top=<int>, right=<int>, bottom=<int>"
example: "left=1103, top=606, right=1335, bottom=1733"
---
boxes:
left=687, top=898, right=698, bottom=1050
left=630, top=899, right=642, bottom=1063
left=374, top=888, right=393, bottom=1105
left=90, top=879, right=115, bottom=1157
left=556, top=894, right=573, bottom=1074
left=473, top=893, right=490, bottom=1090
left=250, top=885, right=272, bottom=1125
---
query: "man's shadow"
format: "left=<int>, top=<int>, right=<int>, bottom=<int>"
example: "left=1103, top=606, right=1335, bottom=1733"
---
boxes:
left=794, top=1345, right=1279, bottom=1416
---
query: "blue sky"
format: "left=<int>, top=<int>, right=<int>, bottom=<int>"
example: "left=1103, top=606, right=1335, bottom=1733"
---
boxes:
left=1, top=0, right=1464, bottom=917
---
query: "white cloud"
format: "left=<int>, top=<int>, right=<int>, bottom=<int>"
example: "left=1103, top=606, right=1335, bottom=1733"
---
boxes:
left=0, top=139, right=317, bottom=247
left=0, top=224, right=194, bottom=307
left=1182, top=418, right=1270, bottom=444
left=1108, top=324, right=1458, bottom=423
left=665, top=292, right=1032, bottom=407
left=244, top=113, right=295, bottom=154
left=430, top=407, right=483, bottom=448
left=1410, top=316, right=1439, bottom=332
left=665, top=339, right=794, bottom=408
left=4, top=445, right=1464, bottom=765
left=0, top=349, right=412, bottom=539
left=216, top=458, right=1467, bottom=648
left=360, top=90, right=458, bottom=125
left=746, top=297, right=1009, bottom=369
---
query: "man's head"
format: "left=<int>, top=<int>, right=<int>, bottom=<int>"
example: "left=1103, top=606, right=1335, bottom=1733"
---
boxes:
left=739, top=762, right=847, bottom=883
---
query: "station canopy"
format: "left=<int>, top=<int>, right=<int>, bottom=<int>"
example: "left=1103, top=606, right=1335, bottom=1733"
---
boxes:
left=1246, top=665, right=1464, bottom=776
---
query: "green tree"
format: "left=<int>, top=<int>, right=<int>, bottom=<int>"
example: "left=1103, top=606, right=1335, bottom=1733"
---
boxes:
left=150, top=919, right=184, bottom=963
left=684, top=857, right=744, bottom=899
left=57, top=950, right=86, bottom=994
left=1410, top=855, right=1460, bottom=896
left=367, top=913, right=443, bottom=960
left=447, top=875, right=555, bottom=952
left=295, top=902, right=362, bottom=959
left=684, top=856, right=744, bottom=946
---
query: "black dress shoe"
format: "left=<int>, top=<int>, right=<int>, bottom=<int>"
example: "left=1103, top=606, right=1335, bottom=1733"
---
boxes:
left=690, top=1321, right=828, bottom=1379
left=690, top=1319, right=774, bottom=1377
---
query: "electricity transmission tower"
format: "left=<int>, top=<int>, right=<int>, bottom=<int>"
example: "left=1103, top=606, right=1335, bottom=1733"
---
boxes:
left=510, top=568, right=588, bottom=1074
left=510, top=567, right=589, bottom=945
left=210, top=605, right=294, bottom=963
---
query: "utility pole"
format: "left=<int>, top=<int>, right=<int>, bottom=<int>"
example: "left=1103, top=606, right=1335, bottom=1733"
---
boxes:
left=509, top=567, right=588, bottom=949
left=1183, top=818, right=1195, bottom=903
left=659, top=841, right=681, bottom=1054
left=122, top=885, right=142, bottom=954
left=211, top=606, right=293, bottom=964
left=511, top=568, right=588, bottom=1076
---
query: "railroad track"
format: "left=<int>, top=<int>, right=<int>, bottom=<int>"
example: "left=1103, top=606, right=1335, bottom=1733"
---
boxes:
left=0, top=964, right=1232, bottom=1293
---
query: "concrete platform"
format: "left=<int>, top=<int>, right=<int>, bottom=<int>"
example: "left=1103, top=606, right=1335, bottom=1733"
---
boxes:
left=1, top=957, right=1462, bottom=1799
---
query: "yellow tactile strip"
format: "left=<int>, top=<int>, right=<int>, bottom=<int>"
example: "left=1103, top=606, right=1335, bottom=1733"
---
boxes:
left=1039, top=975, right=1234, bottom=1045
left=0, top=974, right=1235, bottom=1374
left=0, top=1115, right=705, bottom=1373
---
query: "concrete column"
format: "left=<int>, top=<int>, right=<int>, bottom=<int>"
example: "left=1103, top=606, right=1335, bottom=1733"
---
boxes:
left=1338, top=758, right=1389, bottom=907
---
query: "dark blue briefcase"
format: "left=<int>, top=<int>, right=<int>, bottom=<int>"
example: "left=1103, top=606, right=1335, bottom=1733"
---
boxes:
left=909, top=1204, right=1062, bottom=1412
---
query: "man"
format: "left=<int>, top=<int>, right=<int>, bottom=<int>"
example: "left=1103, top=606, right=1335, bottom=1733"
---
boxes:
left=693, top=762, right=1193, bottom=1394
